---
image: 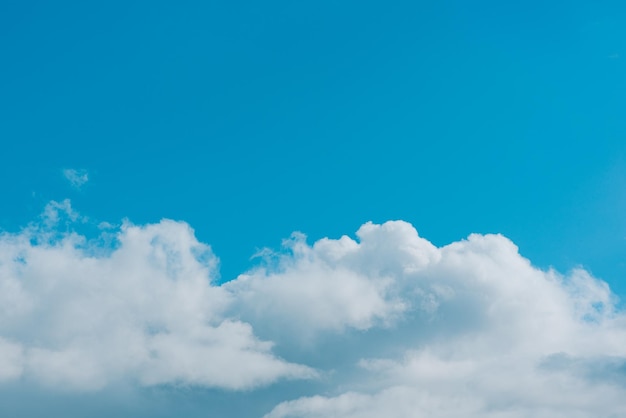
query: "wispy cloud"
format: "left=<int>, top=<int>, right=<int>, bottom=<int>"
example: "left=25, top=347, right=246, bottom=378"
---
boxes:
left=62, top=168, right=89, bottom=189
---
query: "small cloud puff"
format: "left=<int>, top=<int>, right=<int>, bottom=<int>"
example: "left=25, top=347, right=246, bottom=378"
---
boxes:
left=62, top=168, right=89, bottom=189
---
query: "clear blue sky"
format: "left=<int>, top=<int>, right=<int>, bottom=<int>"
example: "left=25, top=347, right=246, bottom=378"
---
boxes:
left=2, top=1, right=626, bottom=416
left=2, top=0, right=625, bottom=288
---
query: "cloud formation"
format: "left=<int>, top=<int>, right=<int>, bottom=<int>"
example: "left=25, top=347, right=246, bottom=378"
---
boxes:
left=1, top=202, right=625, bottom=417
left=259, top=224, right=626, bottom=418
left=0, top=202, right=313, bottom=390
left=62, top=169, right=89, bottom=189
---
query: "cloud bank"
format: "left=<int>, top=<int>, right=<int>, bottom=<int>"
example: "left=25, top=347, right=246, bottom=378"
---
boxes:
left=1, top=201, right=626, bottom=417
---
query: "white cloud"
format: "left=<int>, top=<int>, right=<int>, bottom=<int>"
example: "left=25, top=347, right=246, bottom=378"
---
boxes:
left=0, top=202, right=314, bottom=390
left=2, top=205, right=626, bottom=418
left=62, top=168, right=89, bottom=189
left=226, top=221, right=438, bottom=338
left=0, top=338, right=23, bottom=381
left=261, top=225, right=626, bottom=418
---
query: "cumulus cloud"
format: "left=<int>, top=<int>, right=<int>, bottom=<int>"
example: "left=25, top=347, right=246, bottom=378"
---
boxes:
left=0, top=201, right=314, bottom=390
left=1, top=203, right=626, bottom=418
left=62, top=168, right=89, bottom=189
left=226, top=221, right=438, bottom=338
left=261, top=224, right=626, bottom=418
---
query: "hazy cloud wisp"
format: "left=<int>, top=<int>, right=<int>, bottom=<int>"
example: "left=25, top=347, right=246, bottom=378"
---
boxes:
left=62, top=169, right=89, bottom=189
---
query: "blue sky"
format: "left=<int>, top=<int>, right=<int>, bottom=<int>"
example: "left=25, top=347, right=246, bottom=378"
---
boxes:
left=2, top=1, right=626, bottom=417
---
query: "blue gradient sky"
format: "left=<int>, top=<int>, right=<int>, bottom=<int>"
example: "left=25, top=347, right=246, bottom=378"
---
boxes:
left=2, top=1, right=626, bottom=416
left=3, top=1, right=626, bottom=290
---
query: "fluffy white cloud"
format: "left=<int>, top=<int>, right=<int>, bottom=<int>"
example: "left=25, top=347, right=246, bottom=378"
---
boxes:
left=226, top=221, right=439, bottom=337
left=261, top=224, right=626, bottom=418
left=2, top=203, right=626, bottom=418
left=0, top=202, right=314, bottom=390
